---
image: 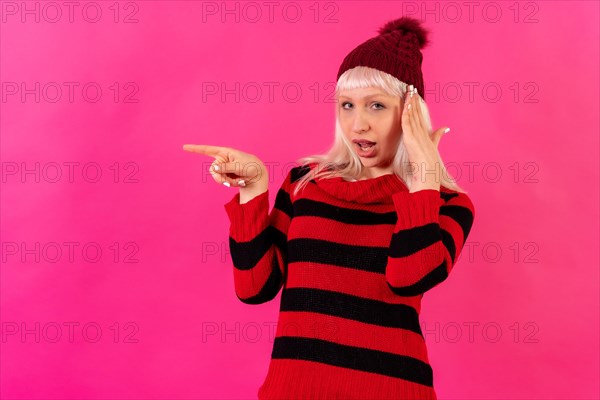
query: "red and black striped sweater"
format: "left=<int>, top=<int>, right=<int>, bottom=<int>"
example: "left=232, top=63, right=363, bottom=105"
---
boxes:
left=223, top=163, right=475, bottom=400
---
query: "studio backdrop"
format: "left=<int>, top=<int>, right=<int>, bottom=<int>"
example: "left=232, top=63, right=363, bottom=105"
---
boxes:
left=1, top=1, right=599, bottom=399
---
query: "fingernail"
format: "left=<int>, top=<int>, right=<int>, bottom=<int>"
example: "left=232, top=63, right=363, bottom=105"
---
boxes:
left=415, top=87, right=418, bottom=94
left=214, top=164, right=220, bottom=171
left=238, top=180, right=246, bottom=187
left=407, top=104, right=412, bottom=110
left=223, top=181, right=230, bottom=187
left=408, top=84, right=414, bottom=91
left=444, top=128, right=450, bottom=134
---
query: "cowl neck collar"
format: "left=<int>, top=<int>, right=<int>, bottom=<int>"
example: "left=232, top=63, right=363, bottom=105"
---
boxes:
left=311, top=165, right=409, bottom=204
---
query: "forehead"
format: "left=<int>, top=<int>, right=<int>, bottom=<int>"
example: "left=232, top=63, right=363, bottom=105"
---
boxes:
left=338, top=87, right=393, bottom=100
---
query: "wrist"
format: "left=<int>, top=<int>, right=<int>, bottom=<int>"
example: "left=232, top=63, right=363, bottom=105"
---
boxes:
left=239, top=184, right=268, bottom=204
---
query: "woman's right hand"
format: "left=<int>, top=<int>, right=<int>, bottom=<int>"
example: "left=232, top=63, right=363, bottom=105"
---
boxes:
left=183, top=144, right=269, bottom=202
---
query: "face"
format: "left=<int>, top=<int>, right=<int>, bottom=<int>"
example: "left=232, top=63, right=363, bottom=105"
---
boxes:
left=337, top=86, right=404, bottom=179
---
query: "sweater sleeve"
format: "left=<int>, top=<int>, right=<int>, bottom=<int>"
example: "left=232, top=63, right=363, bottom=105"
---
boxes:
left=385, top=188, right=475, bottom=297
left=223, top=170, right=295, bottom=305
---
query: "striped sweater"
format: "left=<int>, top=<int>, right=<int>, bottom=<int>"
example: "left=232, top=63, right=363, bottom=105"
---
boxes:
left=223, top=163, right=475, bottom=400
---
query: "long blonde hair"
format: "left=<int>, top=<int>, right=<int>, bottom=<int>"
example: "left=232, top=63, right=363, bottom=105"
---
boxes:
left=291, top=66, right=467, bottom=197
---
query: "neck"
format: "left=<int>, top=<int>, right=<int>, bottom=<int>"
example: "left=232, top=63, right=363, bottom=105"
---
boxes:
left=357, top=164, right=394, bottom=180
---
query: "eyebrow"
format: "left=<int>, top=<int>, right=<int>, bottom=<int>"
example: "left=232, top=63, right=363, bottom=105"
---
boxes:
left=338, top=94, right=387, bottom=101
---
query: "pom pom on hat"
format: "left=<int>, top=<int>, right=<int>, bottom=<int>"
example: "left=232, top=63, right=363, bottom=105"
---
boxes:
left=336, top=16, right=431, bottom=100
left=377, top=16, right=430, bottom=49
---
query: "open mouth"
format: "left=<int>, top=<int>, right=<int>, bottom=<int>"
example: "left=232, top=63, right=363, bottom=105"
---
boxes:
left=355, top=142, right=377, bottom=157
left=357, top=142, right=375, bottom=151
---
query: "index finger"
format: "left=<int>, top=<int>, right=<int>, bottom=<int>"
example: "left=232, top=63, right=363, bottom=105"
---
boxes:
left=182, top=144, right=227, bottom=156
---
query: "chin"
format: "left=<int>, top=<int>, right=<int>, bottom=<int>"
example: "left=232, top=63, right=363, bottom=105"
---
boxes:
left=358, top=158, right=379, bottom=167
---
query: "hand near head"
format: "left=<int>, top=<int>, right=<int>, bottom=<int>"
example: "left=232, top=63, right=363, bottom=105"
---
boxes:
left=182, top=144, right=269, bottom=197
left=401, top=85, right=450, bottom=192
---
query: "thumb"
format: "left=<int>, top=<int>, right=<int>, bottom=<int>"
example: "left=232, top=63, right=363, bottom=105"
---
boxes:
left=431, top=127, right=450, bottom=147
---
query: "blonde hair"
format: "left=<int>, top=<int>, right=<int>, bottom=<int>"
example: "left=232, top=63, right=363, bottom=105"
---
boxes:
left=291, top=66, right=467, bottom=197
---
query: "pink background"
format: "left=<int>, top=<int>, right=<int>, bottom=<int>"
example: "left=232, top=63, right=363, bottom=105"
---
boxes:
left=1, top=1, right=599, bottom=399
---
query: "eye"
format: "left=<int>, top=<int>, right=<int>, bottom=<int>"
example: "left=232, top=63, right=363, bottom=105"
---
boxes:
left=340, top=101, right=385, bottom=110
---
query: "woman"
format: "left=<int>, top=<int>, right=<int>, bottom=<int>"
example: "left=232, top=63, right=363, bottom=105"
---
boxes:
left=184, top=16, right=475, bottom=400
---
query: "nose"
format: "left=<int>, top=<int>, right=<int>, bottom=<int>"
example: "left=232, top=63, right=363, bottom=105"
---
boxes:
left=352, top=111, right=369, bottom=133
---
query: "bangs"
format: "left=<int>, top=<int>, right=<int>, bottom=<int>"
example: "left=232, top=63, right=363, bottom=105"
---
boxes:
left=335, top=66, right=404, bottom=98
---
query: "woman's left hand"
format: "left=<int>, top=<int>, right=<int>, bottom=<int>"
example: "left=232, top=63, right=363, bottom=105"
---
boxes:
left=401, top=85, right=449, bottom=193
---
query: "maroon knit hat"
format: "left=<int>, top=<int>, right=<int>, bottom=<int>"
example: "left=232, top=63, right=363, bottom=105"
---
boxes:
left=336, top=17, right=430, bottom=100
